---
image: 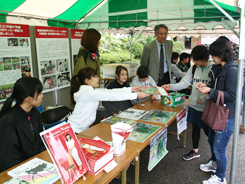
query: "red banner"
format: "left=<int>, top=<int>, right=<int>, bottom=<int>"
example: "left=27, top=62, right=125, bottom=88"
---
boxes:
left=71, top=29, right=85, bottom=39
left=0, top=23, right=30, bottom=37
left=35, top=26, right=68, bottom=38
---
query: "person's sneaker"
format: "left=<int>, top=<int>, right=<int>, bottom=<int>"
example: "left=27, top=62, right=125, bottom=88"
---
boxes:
left=200, top=160, right=217, bottom=173
left=183, top=150, right=200, bottom=160
left=203, top=175, right=227, bottom=184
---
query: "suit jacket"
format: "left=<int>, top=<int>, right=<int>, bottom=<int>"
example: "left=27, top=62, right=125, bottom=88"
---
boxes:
left=140, top=39, right=173, bottom=84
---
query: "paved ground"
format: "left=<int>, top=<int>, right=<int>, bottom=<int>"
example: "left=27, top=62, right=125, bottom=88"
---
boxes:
left=109, top=122, right=245, bottom=184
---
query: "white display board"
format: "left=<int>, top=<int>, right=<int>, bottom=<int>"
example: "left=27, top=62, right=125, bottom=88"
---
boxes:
left=35, top=26, right=72, bottom=93
left=0, top=23, right=33, bottom=102
left=70, top=29, right=84, bottom=71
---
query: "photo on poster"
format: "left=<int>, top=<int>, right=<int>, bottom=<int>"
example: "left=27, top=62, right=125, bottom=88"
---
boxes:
left=0, top=58, right=3, bottom=71
left=7, top=38, right=18, bottom=46
left=57, top=72, right=70, bottom=87
left=0, top=83, right=14, bottom=101
left=21, top=64, right=31, bottom=73
left=56, top=59, right=68, bottom=73
left=12, top=63, right=20, bottom=70
left=4, top=63, right=12, bottom=70
left=42, top=75, right=56, bottom=90
left=3, top=57, right=11, bottom=64
left=20, top=56, right=30, bottom=65
left=11, top=57, right=20, bottom=63
left=48, top=60, right=56, bottom=74
left=18, top=38, right=29, bottom=46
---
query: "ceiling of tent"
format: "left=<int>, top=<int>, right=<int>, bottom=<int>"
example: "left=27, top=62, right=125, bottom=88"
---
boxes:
left=0, top=0, right=240, bottom=33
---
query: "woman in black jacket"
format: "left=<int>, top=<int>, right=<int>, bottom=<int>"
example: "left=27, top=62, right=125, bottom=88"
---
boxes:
left=197, top=39, right=237, bottom=184
left=0, top=77, right=46, bottom=172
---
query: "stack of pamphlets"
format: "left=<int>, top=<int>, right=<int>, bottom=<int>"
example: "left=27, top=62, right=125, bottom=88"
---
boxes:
left=78, top=136, right=114, bottom=175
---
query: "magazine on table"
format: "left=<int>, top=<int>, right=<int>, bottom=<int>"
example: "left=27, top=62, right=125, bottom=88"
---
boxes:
left=102, top=116, right=137, bottom=126
left=128, top=122, right=161, bottom=143
left=139, top=109, right=176, bottom=124
left=139, top=86, right=169, bottom=96
left=78, top=136, right=115, bottom=175
left=116, top=108, right=148, bottom=120
left=40, top=122, right=89, bottom=184
left=7, top=157, right=59, bottom=184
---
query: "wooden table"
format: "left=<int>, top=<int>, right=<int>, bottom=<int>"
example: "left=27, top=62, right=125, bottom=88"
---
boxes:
left=0, top=135, right=139, bottom=184
left=0, top=99, right=188, bottom=184
left=78, top=98, right=189, bottom=183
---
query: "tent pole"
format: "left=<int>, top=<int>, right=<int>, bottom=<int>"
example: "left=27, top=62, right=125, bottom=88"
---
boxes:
left=209, top=0, right=238, bottom=25
left=130, top=30, right=133, bottom=63
left=230, top=0, right=244, bottom=183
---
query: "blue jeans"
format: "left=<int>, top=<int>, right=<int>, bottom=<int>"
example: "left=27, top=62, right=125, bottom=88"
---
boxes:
left=208, top=118, right=234, bottom=179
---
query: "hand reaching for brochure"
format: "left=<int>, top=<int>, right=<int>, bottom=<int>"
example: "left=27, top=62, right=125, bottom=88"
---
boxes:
left=131, top=86, right=141, bottom=92
left=161, top=84, right=170, bottom=90
left=137, top=92, right=150, bottom=99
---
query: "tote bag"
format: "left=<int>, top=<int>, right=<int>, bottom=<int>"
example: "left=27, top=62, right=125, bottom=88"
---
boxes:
left=201, top=91, right=229, bottom=131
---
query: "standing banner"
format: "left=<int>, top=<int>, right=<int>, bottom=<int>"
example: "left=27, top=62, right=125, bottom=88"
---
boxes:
left=148, top=126, right=168, bottom=171
left=70, top=29, right=84, bottom=71
left=35, top=26, right=72, bottom=93
left=0, top=23, right=33, bottom=102
left=176, top=106, right=188, bottom=140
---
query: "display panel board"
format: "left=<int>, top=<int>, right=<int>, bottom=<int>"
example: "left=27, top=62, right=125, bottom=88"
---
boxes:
left=35, top=26, right=72, bottom=93
left=0, top=23, right=33, bottom=102
left=70, top=29, right=84, bottom=71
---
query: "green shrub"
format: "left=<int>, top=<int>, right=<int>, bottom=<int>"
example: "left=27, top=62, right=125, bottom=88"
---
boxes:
left=100, top=51, right=135, bottom=65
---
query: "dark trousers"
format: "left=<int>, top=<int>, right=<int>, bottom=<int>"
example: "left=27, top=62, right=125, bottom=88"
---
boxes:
left=157, top=72, right=170, bottom=86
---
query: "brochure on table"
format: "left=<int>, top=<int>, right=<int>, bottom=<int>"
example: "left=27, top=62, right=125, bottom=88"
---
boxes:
left=35, top=26, right=72, bottom=93
left=78, top=136, right=115, bottom=175
left=176, top=106, right=188, bottom=140
left=139, top=109, right=176, bottom=124
left=128, top=122, right=161, bottom=143
left=148, top=126, right=168, bottom=171
left=40, top=122, right=89, bottom=184
left=7, top=157, right=59, bottom=184
left=139, top=86, right=169, bottom=96
left=70, top=29, right=84, bottom=71
left=0, top=23, right=33, bottom=102
left=116, top=108, right=148, bottom=120
left=102, top=116, right=137, bottom=126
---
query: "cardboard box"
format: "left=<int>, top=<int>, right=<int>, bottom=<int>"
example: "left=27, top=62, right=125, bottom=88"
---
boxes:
left=103, top=63, right=137, bottom=78
left=162, top=92, right=185, bottom=107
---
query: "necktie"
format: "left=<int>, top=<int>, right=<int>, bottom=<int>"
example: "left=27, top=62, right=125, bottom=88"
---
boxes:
left=159, top=44, right=164, bottom=79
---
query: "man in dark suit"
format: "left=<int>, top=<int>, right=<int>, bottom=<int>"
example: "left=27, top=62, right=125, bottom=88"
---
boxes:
left=141, top=24, right=173, bottom=86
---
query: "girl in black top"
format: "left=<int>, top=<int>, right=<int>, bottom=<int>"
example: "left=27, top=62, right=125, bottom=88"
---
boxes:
left=0, top=77, right=46, bottom=172
left=102, top=65, right=133, bottom=117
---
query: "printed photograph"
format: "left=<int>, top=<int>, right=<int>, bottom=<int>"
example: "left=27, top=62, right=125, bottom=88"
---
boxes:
left=22, top=72, right=32, bottom=77
left=18, top=38, right=29, bottom=46
left=12, top=63, right=20, bottom=70
left=0, top=58, right=3, bottom=71
left=3, top=57, right=11, bottom=64
left=42, top=75, right=56, bottom=90
left=20, top=56, right=30, bottom=65
left=21, top=64, right=31, bottom=73
left=56, top=59, right=68, bottom=73
left=7, top=38, right=18, bottom=46
left=0, top=83, right=14, bottom=101
left=4, top=63, right=12, bottom=70
left=57, top=72, right=70, bottom=87
left=12, top=57, right=20, bottom=64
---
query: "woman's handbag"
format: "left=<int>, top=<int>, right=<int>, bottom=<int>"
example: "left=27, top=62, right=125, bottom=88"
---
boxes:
left=201, top=90, right=229, bottom=131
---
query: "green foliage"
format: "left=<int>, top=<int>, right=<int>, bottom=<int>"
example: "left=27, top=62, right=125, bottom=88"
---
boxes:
left=100, top=51, right=135, bottom=64
left=99, top=33, right=185, bottom=65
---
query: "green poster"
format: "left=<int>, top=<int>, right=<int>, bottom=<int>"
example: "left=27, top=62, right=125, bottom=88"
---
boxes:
left=148, top=126, right=168, bottom=171
left=128, top=122, right=161, bottom=143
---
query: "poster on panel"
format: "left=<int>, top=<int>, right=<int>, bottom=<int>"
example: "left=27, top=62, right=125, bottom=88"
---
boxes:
left=0, top=23, right=33, bottom=102
left=70, top=29, right=84, bottom=71
left=35, top=26, right=72, bottom=93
